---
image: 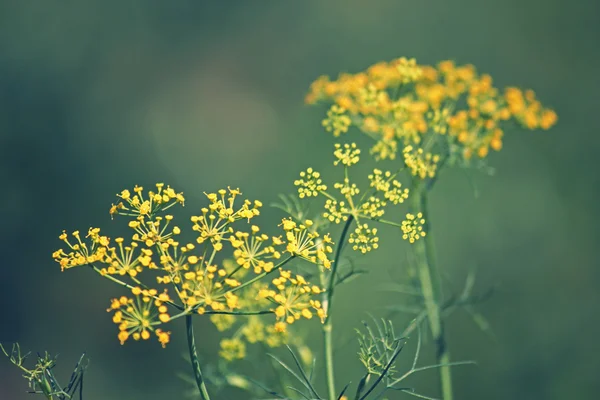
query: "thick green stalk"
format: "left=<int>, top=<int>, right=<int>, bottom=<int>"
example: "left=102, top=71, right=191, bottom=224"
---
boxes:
left=412, top=189, right=453, bottom=400
left=323, top=215, right=354, bottom=400
left=323, top=323, right=335, bottom=400
left=186, top=315, right=211, bottom=400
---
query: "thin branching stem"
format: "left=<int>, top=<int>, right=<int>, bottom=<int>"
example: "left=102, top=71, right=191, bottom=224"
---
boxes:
left=89, top=264, right=184, bottom=310
left=323, top=215, right=355, bottom=400
left=227, top=255, right=295, bottom=295
left=411, top=186, right=453, bottom=400
left=186, top=315, right=211, bottom=400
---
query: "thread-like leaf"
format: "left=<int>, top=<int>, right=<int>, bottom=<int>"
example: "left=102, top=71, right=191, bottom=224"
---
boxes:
left=337, top=382, right=351, bottom=400
left=359, top=344, right=404, bottom=400
left=354, top=373, right=369, bottom=400
left=267, top=353, right=314, bottom=398
left=285, top=345, right=320, bottom=399
left=378, top=282, right=423, bottom=297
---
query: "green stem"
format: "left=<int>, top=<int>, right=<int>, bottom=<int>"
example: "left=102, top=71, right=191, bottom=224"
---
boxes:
left=324, top=323, right=335, bottom=400
left=411, top=188, right=453, bottom=400
left=323, top=215, right=354, bottom=400
left=186, top=315, right=211, bottom=400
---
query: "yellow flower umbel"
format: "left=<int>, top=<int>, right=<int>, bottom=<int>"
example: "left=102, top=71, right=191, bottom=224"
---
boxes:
left=403, top=145, right=441, bottom=179
left=191, top=188, right=262, bottom=250
left=107, top=287, right=172, bottom=347
left=322, top=105, right=352, bottom=137
left=55, top=183, right=331, bottom=350
left=333, top=143, right=361, bottom=167
left=209, top=279, right=295, bottom=362
left=99, top=238, right=154, bottom=277
left=368, top=169, right=409, bottom=205
left=349, top=223, right=379, bottom=254
left=154, top=241, right=244, bottom=314
left=53, top=228, right=109, bottom=271
left=293, top=143, right=416, bottom=254
left=281, top=218, right=333, bottom=268
left=229, top=226, right=282, bottom=274
left=401, top=213, right=427, bottom=243
left=306, top=57, right=557, bottom=171
left=110, top=183, right=184, bottom=219
left=241, top=315, right=267, bottom=343
left=126, top=214, right=181, bottom=248
left=295, top=168, right=327, bottom=198
left=219, top=338, right=246, bottom=361
left=258, top=269, right=325, bottom=333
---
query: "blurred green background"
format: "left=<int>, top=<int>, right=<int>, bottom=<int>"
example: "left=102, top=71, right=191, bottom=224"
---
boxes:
left=1, top=1, right=598, bottom=399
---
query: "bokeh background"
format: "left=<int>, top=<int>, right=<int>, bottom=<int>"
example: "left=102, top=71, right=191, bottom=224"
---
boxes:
left=1, top=1, right=598, bottom=399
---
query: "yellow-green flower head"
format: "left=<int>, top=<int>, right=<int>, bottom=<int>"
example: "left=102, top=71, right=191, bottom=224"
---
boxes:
left=401, top=212, right=427, bottom=243
left=322, top=105, right=351, bottom=137
left=264, top=324, right=289, bottom=347
left=334, top=178, right=360, bottom=198
left=333, top=143, right=361, bottom=167
left=349, top=223, right=379, bottom=254
left=323, top=199, right=350, bottom=224
left=428, top=107, right=451, bottom=135
left=370, top=138, right=398, bottom=161
left=280, top=218, right=334, bottom=268
left=241, top=316, right=266, bottom=344
left=294, top=167, right=327, bottom=198
left=210, top=314, right=236, bottom=332
left=359, top=197, right=386, bottom=219
left=396, top=57, right=423, bottom=83
left=258, top=269, right=325, bottom=333
left=403, top=145, right=440, bottom=179
left=219, top=338, right=246, bottom=361
left=368, top=169, right=409, bottom=205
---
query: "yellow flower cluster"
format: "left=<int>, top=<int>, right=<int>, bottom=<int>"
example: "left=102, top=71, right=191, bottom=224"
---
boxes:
left=101, top=238, right=154, bottom=277
left=177, top=260, right=241, bottom=314
left=359, top=196, right=386, bottom=219
left=333, top=142, right=361, bottom=167
left=349, top=223, right=379, bottom=254
left=403, top=145, right=440, bottom=179
left=258, top=269, right=325, bottom=333
left=110, top=183, right=184, bottom=218
left=401, top=213, right=427, bottom=243
left=126, top=214, right=180, bottom=248
left=54, top=184, right=331, bottom=348
left=107, top=287, right=172, bottom=348
left=211, top=279, right=292, bottom=362
left=53, top=228, right=109, bottom=271
left=306, top=57, right=557, bottom=171
left=220, top=338, right=246, bottom=361
left=294, top=142, right=423, bottom=250
left=281, top=218, right=333, bottom=269
left=322, top=105, right=351, bottom=137
left=368, top=169, right=409, bottom=205
left=323, top=198, right=351, bottom=224
left=191, top=188, right=262, bottom=250
left=295, top=168, right=327, bottom=198
left=295, top=142, right=422, bottom=249
left=230, top=226, right=282, bottom=274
